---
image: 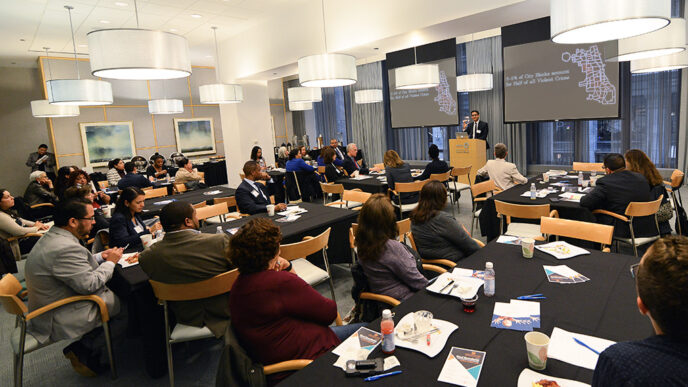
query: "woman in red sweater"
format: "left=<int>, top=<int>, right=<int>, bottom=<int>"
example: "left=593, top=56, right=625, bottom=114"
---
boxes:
left=228, top=218, right=362, bottom=383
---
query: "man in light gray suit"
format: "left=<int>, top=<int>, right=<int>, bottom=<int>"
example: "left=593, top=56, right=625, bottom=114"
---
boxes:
left=25, top=198, right=127, bottom=376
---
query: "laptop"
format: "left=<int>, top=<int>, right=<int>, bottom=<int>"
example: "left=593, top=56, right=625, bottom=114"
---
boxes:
left=457, top=132, right=468, bottom=139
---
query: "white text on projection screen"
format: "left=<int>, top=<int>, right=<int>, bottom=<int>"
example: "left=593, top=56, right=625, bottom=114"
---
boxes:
left=389, top=57, right=458, bottom=128
left=503, top=40, right=619, bottom=122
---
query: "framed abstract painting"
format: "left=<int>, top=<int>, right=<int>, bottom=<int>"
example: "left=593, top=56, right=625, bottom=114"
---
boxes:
left=79, top=121, right=136, bottom=168
left=174, top=117, right=216, bottom=156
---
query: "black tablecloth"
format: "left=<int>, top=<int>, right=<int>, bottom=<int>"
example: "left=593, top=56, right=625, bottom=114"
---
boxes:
left=479, top=174, right=597, bottom=241
left=196, top=160, right=228, bottom=186
left=200, top=202, right=358, bottom=264
left=339, top=176, right=388, bottom=194
left=142, top=185, right=236, bottom=218
left=281, top=241, right=652, bottom=386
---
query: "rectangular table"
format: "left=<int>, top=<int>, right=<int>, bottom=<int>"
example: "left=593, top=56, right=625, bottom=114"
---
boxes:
left=339, top=176, right=388, bottom=194
left=142, top=185, right=236, bottom=218
left=281, top=241, right=652, bottom=386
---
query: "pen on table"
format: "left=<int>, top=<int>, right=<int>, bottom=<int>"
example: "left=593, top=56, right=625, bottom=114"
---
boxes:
left=573, top=337, right=600, bottom=355
left=364, top=370, right=402, bottom=382
left=439, top=279, right=454, bottom=293
left=517, top=294, right=546, bottom=300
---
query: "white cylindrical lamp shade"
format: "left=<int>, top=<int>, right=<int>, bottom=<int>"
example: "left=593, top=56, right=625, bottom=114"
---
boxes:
left=551, top=0, right=671, bottom=44
left=199, top=84, right=243, bottom=104
left=607, top=18, right=686, bottom=61
left=46, top=79, right=113, bottom=106
left=631, top=50, right=688, bottom=73
left=87, top=29, right=191, bottom=80
left=354, top=89, right=383, bottom=104
left=148, top=99, right=183, bottom=114
left=288, top=86, right=322, bottom=103
left=395, top=64, right=440, bottom=90
left=31, top=100, right=80, bottom=117
left=298, top=53, right=357, bottom=87
left=457, top=74, right=494, bottom=92
left=289, top=101, right=313, bottom=111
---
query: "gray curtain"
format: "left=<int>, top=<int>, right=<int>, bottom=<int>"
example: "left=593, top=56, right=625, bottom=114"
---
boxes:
left=313, top=87, right=340, bottom=144
left=393, top=128, right=429, bottom=161
left=467, top=36, right=527, bottom=173
left=284, top=79, right=306, bottom=140
left=349, top=62, right=387, bottom=165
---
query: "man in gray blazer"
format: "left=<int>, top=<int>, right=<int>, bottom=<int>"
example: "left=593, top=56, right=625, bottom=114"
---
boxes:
left=25, top=198, right=126, bottom=376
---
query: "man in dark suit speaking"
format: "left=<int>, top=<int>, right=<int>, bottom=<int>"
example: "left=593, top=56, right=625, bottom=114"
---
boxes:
left=236, top=161, right=287, bottom=215
left=463, top=110, right=490, bottom=149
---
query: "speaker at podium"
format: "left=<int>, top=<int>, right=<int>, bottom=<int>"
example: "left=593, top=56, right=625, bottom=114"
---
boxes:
left=449, top=137, right=486, bottom=184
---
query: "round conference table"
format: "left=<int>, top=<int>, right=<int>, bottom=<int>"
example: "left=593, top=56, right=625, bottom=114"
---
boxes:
left=280, top=240, right=652, bottom=386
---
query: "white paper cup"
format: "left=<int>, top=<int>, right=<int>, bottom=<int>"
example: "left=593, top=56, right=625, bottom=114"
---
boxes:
left=525, top=332, right=549, bottom=370
left=542, top=173, right=549, bottom=183
left=267, top=204, right=275, bottom=216
left=521, top=238, right=535, bottom=258
left=140, top=234, right=153, bottom=248
left=102, top=205, right=111, bottom=218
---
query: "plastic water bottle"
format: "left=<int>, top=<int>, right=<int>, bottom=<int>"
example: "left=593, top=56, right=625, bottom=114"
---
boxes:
left=216, top=226, right=223, bottom=234
left=578, top=171, right=584, bottom=186
left=530, top=183, right=536, bottom=200
left=381, top=309, right=395, bottom=355
left=484, top=262, right=495, bottom=297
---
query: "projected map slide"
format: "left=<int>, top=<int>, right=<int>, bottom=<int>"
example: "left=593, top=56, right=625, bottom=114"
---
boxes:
left=389, top=57, right=458, bottom=128
left=503, top=40, right=619, bottom=122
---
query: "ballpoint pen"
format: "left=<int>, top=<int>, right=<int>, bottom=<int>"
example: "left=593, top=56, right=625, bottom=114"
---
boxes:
left=573, top=337, right=600, bottom=355
left=517, top=294, right=546, bottom=300
left=364, top=370, right=402, bottom=382
left=439, top=279, right=454, bottom=293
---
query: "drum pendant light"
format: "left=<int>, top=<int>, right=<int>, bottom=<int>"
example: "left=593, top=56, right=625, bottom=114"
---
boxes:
left=87, top=0, right=191, bottom=80
left=395, top=46, right=439, bottom=90
left=456, top=36, right=493, bottom=92
left=354, top=89, right=383, bottom=104
left=32, top=48, right=79, bottom=117
left=148, top=80, right=183, bottom=114
left=298, top=0, right=357, bottom=87
left=47, top=6, right=112, bottom=106
left=287, top=87, right=322, bottom=103
left=289, top=101, right=313, bottom=111
left=631, top=50, right=688, bottom=73
left=606, top=18, right=686, bottom=62
left=550, top=0, right=671, bottom=44
left=199, top=27, right=243, bottom=104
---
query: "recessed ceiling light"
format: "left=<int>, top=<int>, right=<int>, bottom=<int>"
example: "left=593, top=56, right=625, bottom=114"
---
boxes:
left=99, top=20, right=110, bottom=24
left=191, top=14, right=202, bottom=18
left=114, top=1, right=128, bottom=6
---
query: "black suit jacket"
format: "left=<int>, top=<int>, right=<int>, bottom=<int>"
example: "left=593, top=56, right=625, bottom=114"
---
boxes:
left=332, top=146, right=346, bottom=161
left=109, top=212, right=150, bottom=252
left=342, top=155, right=369, bottom=176
left=325, top=163, right=344, bottom=183
left=580, top=170, right=654, bottom=238
left=235, top=180, right=271, bottom=215
left=117, top=173, right=152, bottom=190
left=415, top=159, right=450, bottom=181
left=464, top=120, right=490, bottom=149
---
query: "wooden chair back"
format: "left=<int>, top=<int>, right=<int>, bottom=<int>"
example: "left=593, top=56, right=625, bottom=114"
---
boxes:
left=451, top=165, right=472, bottom=185
left=317, top=166, right=326, bottom=175
left=142, top=186, right=153, bottom=192
left=196, top=202, right=229, bottom=221
left=214, top=196, right=237, bottom=211
left=670, top=169, right=685, bottom=188
left=320, top=182, right=344, bottom=195
left=192, top=201, right=207, bottom=209
left=394, top=180, right=427, bottom=193
left=198, top=172, right=205, bottom=180
left=540, top=217, right=614, bottom=246
left=625, top=195, right=663, bottom=217
left=397, top=218, right=411, bottom=236
left=280, top=228, right=331, bottom=260
left=98, top=180, right=109, bottom=190
left=0, top=274, right=27, bottom=316
left=174, top=183, right=187, bottom=193
left=342, top=189, right=372, bottom=205
left=373, top=163, right=384, bottom=171
left=145, top=187, right=168, bottom=199
left=495, top=200, right=550, bottom=220
left=429, top=171, right=452, bottom=183
left=572, top=162, right=604, bottom=172
left=470, top=180, right=497, bottom=198
left=150, top=270, right=238, bottom=302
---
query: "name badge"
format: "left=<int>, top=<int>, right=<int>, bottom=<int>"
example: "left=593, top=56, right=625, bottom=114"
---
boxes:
left=134, top=224, right=144, bottom=233
left=251, top=190, right=259, bottom=197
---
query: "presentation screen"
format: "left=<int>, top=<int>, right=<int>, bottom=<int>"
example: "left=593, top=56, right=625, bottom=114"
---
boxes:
left=388, top=57, right=458, bottom=128
left=503, top=40, right=619, bottom=122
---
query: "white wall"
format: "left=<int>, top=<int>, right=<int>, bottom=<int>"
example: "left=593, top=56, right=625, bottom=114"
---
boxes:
left=220, top=80, right=276, bottom=188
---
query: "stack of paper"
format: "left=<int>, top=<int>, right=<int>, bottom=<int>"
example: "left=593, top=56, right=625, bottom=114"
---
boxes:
left=543, top=265, right=590, bottom=284
left=437, top=347, right=486, bottom=387
left=37, top=221, right=54, bottom=234
left=490, top=300, right=540, bottom=331
left=332, top=327, right=382, bottom=370
left=548, top=327, right=615, bottom=370
left=536, top=241, right=591, bottom=259
left=496, top=235, right=522, bottom=245
left=559, top=192, right=585, bottom=202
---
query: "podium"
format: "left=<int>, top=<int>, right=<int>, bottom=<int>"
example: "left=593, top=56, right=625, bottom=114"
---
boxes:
left=449, top=138, right=486, bottom=184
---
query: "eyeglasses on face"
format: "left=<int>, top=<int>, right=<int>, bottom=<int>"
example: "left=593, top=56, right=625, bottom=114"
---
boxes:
left=630, top=263, right=640, bottom=279
left=78, top=216, right=96, bottom=221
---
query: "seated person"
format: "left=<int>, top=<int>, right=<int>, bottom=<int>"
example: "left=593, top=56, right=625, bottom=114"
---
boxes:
left=63, top=186, right=109, bottom=239
left=581, top=153, right=653, bottom=238
left=342, top=143, right=372, bottom=176
left=117, top=162, right=152, bottom=190
left=236, top=161, right=287, bottom=215
left=286, top=148, right=321, bottom=202
left=68, top=169, right=110, bottom=206
left=229, top=218, right=363, bottom=384
left=276, top=146, right=288, bottom=169
left=625, top=149, right=672, bottom=235
left=109, top=187, right=161, bottom=252
left=355, top=194, right=428, bottom=301
left=106, top=158, right=125, bottom=187
left=330, top=138, right=346, bottom=161
left=410, top=181, right=480, bottom=262
left=174, top=157, right=203, bottom=185
left=476, top=143, right=527, bottom=190
left=415, top=144, right=450, bottom=181
left=317, top=147, right=343, bottom=167
left=139, top=201, right=232, bottom=338
left=146, top=154, right=169, bottom=180
left=0, top=188, right=49, bottom=261
left=384, top=149, right=418, bottom=205
left=323, top=147, right=345, bottom=183
left=55, top=166, right=76, bottom=199
left=592, top=236, right=688, bottom=386
left=251, top=146, right=267, bottom=171
left=24, top=171, right=58, bottom=206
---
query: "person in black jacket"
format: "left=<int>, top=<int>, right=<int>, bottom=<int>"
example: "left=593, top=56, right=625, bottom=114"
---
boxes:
left=236, top=161, right=287, bottom=215
left=117, top=162, right=152, bottom=190
left=462, top=110, right=490, bottom=149
left=323, top=147, right=345, bottom=183
left=580, top=153, right=653, bottom=238
left=342, top=143, right=380, bottom=176
left=109, top=187, right=161, bottom=253
left=415, top=144, right=450, bottom=181
left=384, top=150, right=418, bottom=205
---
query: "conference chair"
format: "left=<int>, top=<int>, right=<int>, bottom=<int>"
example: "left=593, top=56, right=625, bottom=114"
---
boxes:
left=149, top=270, right=239, bottom=387
left=214, top=196, right=238, bottom=212
left=539, top=216, right=614, bottom=252
left=196, top=202, right=229, bottom=225
left=317, top=166, right=326, bottom=176
left=0, top=274, right=117, bottom=387
left=144, top=187, right=168, bottom=199
left=449, top=166, right=472, bottom=212
left=664, top=169, right=685, bottom=234
left=592, top=195, right=663, bottom=257
left=319, top=182, right=344, bottom=205
left=279, top=228, right=336, bottom=302
left=494, top=201, right=557, bottom=240
left=192, top=201, right=207, bottom=209
left=29, top=202, right=54, bottom=220
left=174, top=183, right=187, bottom=194
left=197, top=172, right=205, bottom=183
left=142, top=187, right=153, bottom=192
left=572, top=162, right=605, bottom=172
left=469, top=180, right=500, bottom=236
left=285, top=172, right=303, bottom=204
left=326, top=189, right=371, bottom=210
left=388, top=180, right=427, bottom=219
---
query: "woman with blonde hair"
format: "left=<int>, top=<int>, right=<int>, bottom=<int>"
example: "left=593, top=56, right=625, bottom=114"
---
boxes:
left=624, top=149, right=671, bottom=235
left=383, top=150, right=418, bottom=205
